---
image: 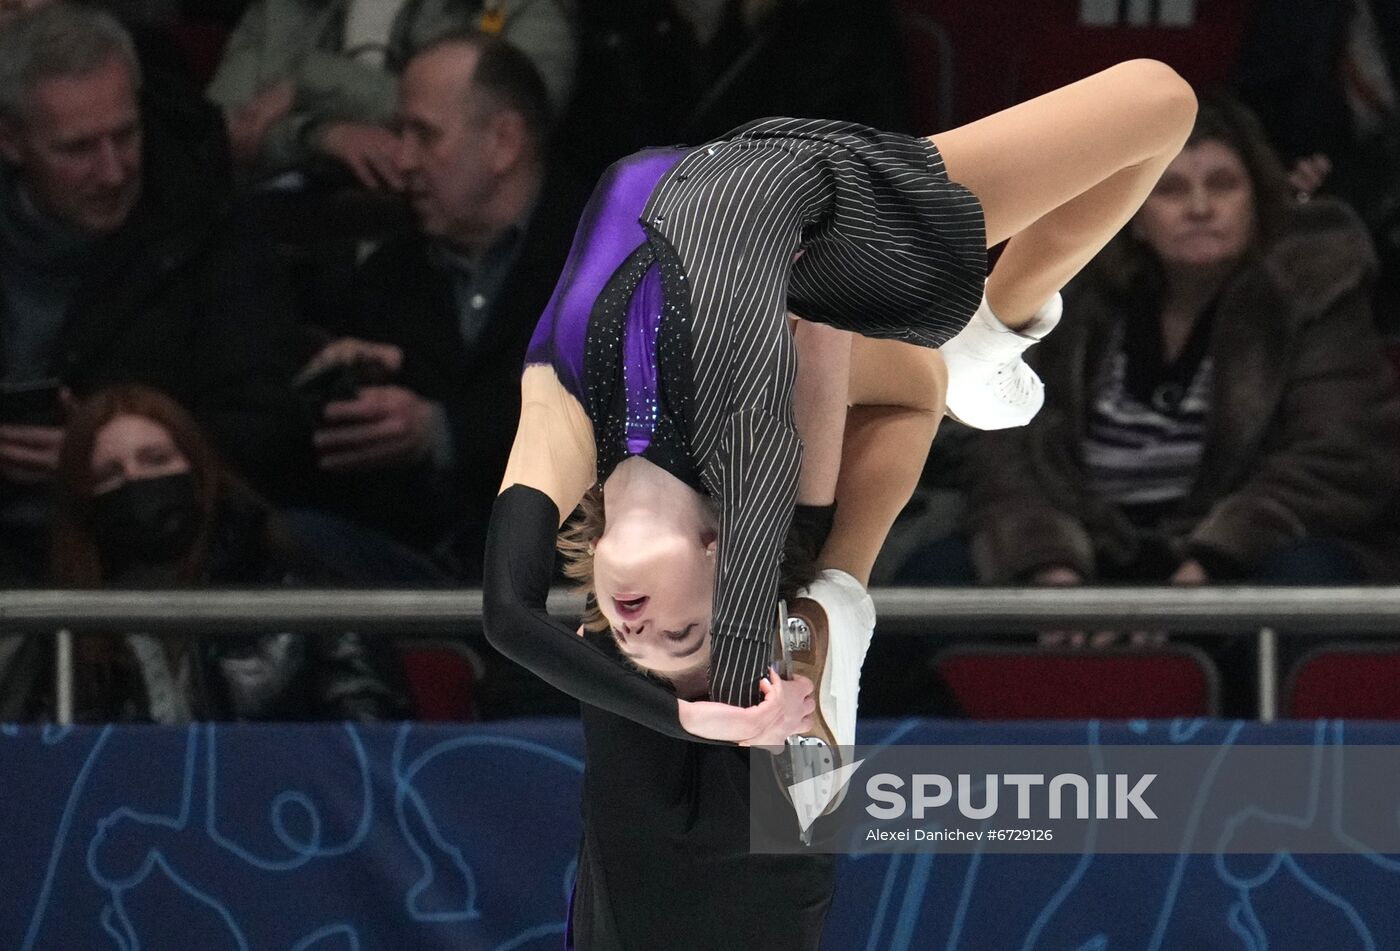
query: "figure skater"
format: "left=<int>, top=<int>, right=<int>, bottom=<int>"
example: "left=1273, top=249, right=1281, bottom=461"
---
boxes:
left=484, top=60, right=1198, bottom=731
left=483, top=63, right=1196, bottom=946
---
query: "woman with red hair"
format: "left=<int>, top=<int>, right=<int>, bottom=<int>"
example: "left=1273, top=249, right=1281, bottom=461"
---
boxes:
left=2, top=384, right=407, bottom=723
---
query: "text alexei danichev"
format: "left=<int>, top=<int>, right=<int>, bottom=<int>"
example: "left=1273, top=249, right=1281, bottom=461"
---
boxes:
left=865, top=828, right=1055, bottom=842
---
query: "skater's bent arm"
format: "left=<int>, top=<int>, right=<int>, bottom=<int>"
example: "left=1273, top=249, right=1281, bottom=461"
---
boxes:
left=484, top=486, right=698, bottom=738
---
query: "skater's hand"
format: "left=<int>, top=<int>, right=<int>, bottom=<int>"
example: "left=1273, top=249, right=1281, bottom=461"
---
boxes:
left=677, top=668, right=815, bottom=745
left=743, top=671, right=818, bottom=746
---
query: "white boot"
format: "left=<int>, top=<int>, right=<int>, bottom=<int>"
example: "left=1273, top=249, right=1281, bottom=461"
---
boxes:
left=772, top=569, right=876, bottom=834
left=940, top=290, right=1063, bottom=430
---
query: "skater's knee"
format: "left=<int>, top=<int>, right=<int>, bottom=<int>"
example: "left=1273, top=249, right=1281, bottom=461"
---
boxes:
left=1112, top=59, right=1198, bottom=148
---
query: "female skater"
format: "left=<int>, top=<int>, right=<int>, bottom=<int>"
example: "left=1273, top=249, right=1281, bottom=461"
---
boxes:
left=484, top=61, right=1199, bottom=734
left=483, top=63, right=1196, bottom=949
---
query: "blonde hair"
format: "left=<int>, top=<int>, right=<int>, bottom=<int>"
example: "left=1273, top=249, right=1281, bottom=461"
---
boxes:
left=557, top=484, right=609, bottom=633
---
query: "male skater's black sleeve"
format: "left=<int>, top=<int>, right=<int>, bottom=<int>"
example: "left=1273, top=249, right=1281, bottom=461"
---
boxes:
left=484, top=484, right=697, bottom=740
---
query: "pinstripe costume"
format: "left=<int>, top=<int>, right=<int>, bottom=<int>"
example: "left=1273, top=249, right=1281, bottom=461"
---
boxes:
left=484, top=117, right=984, bottom=949
left=639, top=118, right=984, bottom=705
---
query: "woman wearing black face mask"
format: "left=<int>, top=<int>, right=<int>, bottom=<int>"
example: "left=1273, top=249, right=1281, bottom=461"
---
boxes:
left=0, top=384, right=410, bottom=723
left=89, top=461, right=202, bottom=581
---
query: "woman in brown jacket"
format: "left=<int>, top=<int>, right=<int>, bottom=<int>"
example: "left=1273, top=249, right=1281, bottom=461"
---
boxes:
left=959, top=94, right=1400, bottom=591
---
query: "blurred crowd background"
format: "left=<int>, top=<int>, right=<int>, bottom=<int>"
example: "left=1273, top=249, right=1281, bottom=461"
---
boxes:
left=1, top=0, right=1398, bottom=724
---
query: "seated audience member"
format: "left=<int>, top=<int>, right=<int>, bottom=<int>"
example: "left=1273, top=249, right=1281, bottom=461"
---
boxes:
left=957, top=95, right=1400, bottom=591
left=297, top=30, right=586, bottom=580
left=894, top=96, right=1400, bottom=713
left=0, top=3, right=310, bottom=581
left=0, top=385, right=408, bottom=722
left=205, top=0, right=576, bottom=185
left=0, top=0, right=232, bottom=182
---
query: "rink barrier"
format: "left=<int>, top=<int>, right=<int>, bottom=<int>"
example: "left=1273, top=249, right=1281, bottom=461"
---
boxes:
left=3, top=586, right=1395, bottom=725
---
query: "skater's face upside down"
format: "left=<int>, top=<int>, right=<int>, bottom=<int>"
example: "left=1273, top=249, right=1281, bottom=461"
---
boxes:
left=591, top=509, right=717, bottom=679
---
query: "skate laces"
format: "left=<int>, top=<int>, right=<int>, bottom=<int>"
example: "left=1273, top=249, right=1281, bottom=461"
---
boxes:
left=992, top=358, right=1039, bottom=405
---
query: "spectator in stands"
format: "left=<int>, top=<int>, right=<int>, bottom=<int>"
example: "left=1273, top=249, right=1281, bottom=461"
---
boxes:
left=949, top=95, right=1400, bottom=594
left=2, top=0, right=234, bottom=190
left=559, top=0, right=914, bottom=183
left=296, top=29, right=585, bottom=580
left=205, top=0, right=576, bottom=185
left=0, top=3, right=310, bottom=581
left=1234, top=0, right=1400, bottom=203
left=1233, top=0, right=1400, bottom=330
left=0, top=385, right=407, bottom=723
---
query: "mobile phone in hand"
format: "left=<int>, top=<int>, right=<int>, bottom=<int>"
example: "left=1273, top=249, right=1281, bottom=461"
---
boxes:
left=0, top=379, right=64, bottom=427
left=295, top=361, right=362, bottom=419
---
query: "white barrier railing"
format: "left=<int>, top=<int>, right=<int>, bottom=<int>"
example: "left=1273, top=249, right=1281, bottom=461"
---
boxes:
left=3, top=586, right=1400, bottom=631
left=5, top=586, right=1397, bottom=725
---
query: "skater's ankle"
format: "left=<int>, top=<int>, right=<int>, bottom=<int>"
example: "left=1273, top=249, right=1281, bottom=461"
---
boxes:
left=982, top=292, right=1039, bottom=330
